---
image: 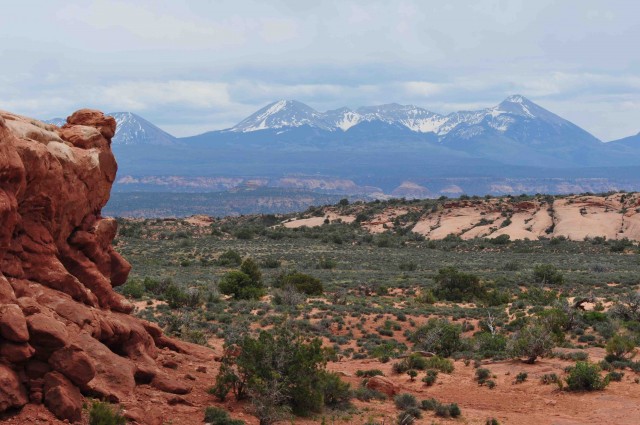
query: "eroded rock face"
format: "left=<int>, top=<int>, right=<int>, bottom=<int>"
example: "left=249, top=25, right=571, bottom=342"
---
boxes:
left=0, top=109, right=189, bottom=421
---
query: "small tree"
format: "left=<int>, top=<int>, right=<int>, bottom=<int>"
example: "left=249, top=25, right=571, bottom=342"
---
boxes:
left=507, top=321, right=555, bottom=364
left=410, top=318, right=462, bottom=357
left=219, top=271, right=264, bottom=300
left=433, top=267, right=485, bottom=302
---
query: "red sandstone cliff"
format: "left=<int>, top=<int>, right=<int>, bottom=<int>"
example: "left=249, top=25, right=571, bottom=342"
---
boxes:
left=0, top=110, right=204, bottom=423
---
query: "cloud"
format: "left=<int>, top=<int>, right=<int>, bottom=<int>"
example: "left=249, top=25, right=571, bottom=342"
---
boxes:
left=0, top=0, right=639, bottom=140
left=101, top=81, right=232, bottom=111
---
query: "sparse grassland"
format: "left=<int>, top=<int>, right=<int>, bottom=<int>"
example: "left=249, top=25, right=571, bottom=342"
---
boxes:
left=113, top=194, right=640, bottom=424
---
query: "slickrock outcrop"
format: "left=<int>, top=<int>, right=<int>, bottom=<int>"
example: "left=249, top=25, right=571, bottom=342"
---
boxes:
left=0, top=109, right=199, bottom=422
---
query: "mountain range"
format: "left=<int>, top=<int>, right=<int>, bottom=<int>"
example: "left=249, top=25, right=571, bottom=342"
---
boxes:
left=43, top=96, right=640, bottom=197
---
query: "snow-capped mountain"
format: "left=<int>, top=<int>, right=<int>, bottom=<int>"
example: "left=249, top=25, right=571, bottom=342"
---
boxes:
left=229, top=100, right=333, bottom=132
left=44, top=112, right=177, bottom=146
left=225, top=95, right=592, bottom=146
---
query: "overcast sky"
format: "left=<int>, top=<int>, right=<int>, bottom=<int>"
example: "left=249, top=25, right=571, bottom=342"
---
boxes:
left=1, top=0, right=638, bottom=139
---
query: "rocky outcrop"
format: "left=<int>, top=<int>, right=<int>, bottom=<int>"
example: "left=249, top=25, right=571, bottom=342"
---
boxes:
left=0, top=109, right=194, bottom=422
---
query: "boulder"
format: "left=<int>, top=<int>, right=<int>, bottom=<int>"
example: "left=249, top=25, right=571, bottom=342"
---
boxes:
left=151, top=374, right=192, bottom=395
left=365, top=376, right=400, bottom=396
left=0, top=304, right=29, bottom=342
left=26, top=313, right=68, bottom=351
left=0, top=364, right=28, bottom=411
left=0, top=341, right=35, bottom=362
left=43, top=371, right=83, bottom=423
left=49, top=345, right=95, bottom=386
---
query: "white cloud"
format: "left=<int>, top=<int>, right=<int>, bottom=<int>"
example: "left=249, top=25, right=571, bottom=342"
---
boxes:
left=102, top=81, right=232, bottom=110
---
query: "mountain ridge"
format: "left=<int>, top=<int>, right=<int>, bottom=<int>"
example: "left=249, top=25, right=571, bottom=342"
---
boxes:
left=44, top=111, right=177, bottom=146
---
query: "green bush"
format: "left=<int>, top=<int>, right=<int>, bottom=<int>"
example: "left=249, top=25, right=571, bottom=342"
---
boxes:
left=475, top=368, right=491, bottom=384
left=410, top=319, right=462, bottom=357
left=120, top=279, right=144, bottom=299
left=276, top=272, right=323, bottom=295
left=423, top=356, right=454, bottom=373
left=532, top=264, right=564, bottom=285
left=605, top=334, right=636, bottom=360
left=203, top=406, right=245, bottom=425
left=216, top=250, right=242, bottom=266
left=89, top=401, right=126, bottom=425
left=219, top=267, right=265, bottom=300
left=394, top=393, right=418, bottom=410
left=433, top=267, right=486, bottom=302
left=214, top=326, right=334, bottom=420
left=514, top=371, right=528, bottom=384
left=321, top=371, right=352, bottom=409
left=353, top=386, right=387, bottom=401
left=422, top=369, right=438, bottom=386
left=507, top=321, right=555, bottom=363
left=355, top=369, right=384, bottom=378
left=565, top=362, right=609, bottom=391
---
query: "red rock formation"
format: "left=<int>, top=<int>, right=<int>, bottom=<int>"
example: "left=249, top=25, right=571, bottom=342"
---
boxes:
left=0, top=109, right=195, bottom=422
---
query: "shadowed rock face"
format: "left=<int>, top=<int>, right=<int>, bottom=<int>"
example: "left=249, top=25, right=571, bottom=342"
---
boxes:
left=0, top=109, right=191, bottom=421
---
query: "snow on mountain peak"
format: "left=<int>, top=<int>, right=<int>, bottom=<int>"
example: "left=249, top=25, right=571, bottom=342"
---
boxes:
left=230, top=100, right=331, bottom=132
left=227, top=95, right=573, bottom=139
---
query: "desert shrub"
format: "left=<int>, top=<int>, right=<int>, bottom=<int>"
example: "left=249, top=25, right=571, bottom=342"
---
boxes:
left=514, top=371, right=528, bottom=384
left=353, top=386, right=386, bottom=402
left=490, top=234, right=511, bottom=245
left=565, top=362, right=609, bottom=391
left=485, top=379, right=496, bottom=389
left=410, top=319, right=462, bottom=357
left=394, top=393, right=418, bottom=410
left=164, top=283, right=188, bottom=308
left=475, top=368, right=491, bottom=384
left=214, top=325, right=343, bottom=420
left=272, top=286, right=306, bottom=307
left=321, top=372, right=352, bottom=409
left=216, top=250, right=243, bottom=266
left=607, top=371, right=624, bottom=382
left=120, top=279, right=144, bottom=299
left=532, top=264, right=564, bottom=285
left=605, top=334, right=637, bottom=360
left=219, top=271, right=265, bottom=300
left=261, top=257, right=281, bottom=268
left=507, top=321, right=555, bottom=363
left=486, top=419, right=500, bottom=425
left=235, top=227, right=254, bottom=240
left=434, top=402, right=461, bottom=418
left=393, top=353, right=429, bottom=374
left=203, top=406, right=245, bottom=425
left=399, top=262, right=417, bottom=271
left=420, top=398, right=439, bottom=410
left=275, top=272, right=323, bottom=295
left=610, top=238, right=633, bottom=253
left=540, top=373, right=559, bottom=385
left=473, top=332, right=507, bottom=358
left=397, top=410, right=418, bottom=424
left=89, top=401, right=126, bottom=425
left=554, top=351, right=588, bottom=361
left=422, top=369, right=438, bottom=386
left=317, top=257, right=337, bottom=270
left=355, top=369, right=384, bottom=378
left=433, top=267, right=486, bottom=302
left=423, top=356, right=455, bottom=373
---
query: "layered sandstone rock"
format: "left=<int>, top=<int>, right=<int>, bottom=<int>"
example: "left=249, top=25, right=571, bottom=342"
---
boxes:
left=0, top=109, right=192, bottom=422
